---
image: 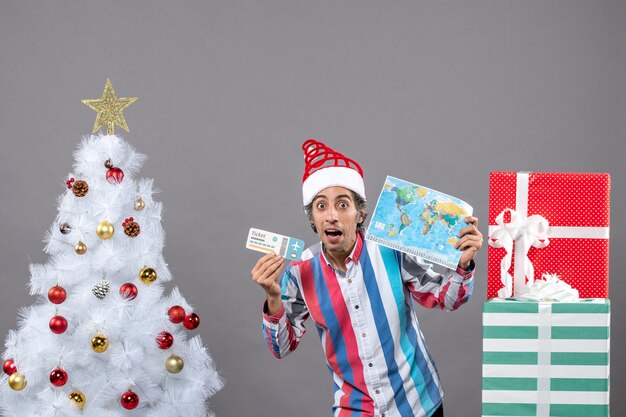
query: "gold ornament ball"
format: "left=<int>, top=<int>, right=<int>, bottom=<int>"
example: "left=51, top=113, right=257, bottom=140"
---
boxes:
left=165, top=354, right=184, bottom=373
left=69, top=391, right=86, bottom=410
left=96, top=221, right=115, bottom=240
left=91, top=333, right=109, bottom=353
left=134, top=197, right=145, bottom=211
left=139, top=266, right=157, bottom=285
left=75, top=241, right=87, bottom=255
left=8, top=372, right=27, bottom=391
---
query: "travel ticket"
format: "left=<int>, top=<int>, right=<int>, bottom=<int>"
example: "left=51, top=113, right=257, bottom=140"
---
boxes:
left=246, top=228, right=305, bottom=260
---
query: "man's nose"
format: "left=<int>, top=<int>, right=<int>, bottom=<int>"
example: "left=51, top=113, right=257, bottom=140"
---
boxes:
left=326, top=206, right=338, bottom=221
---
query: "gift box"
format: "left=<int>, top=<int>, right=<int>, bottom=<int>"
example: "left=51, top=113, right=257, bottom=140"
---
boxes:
left=482, top=299, right=610, bottom=417
left=487, top=172, right=610, bottom=299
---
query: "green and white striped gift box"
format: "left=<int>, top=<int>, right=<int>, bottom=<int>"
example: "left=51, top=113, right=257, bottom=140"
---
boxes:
left=482, top=299, right=610, bottom=417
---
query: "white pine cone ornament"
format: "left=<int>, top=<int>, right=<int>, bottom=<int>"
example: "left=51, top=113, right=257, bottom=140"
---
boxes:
left=92, top=279, right=111, bottom=299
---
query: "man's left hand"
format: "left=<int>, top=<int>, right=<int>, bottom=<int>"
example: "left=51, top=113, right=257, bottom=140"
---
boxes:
left=455, top=216, right=483, bottom=270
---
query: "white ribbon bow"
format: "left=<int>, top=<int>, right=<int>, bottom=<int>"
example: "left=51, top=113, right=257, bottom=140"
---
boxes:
left=488, top=208, right=550, bottom=298
left=516, top=273, right=580, bottom=302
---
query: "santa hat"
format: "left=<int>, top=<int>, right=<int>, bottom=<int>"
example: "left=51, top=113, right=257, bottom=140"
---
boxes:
left=301, top=139, right=365, bottom=206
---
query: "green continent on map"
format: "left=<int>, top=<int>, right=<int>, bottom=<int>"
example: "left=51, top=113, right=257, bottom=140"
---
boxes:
left=392, top=185, right=428, bottom=209
left=387, top=185, right=419, bottom=234
left=394, top=186, right=417, bottom=207
left=398, top=212, right=412, bottom=233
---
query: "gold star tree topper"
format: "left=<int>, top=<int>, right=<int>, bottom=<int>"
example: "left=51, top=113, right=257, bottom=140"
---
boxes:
left=82, top=79, right=138, bottom=135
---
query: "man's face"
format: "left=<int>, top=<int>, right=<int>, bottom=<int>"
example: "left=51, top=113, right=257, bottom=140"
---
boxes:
left=311, top=186, right=364, bottom=256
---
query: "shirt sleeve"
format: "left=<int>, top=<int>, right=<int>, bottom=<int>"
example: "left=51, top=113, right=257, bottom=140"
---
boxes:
left=399, top=252, right=474, bottom=311
left=261, top=266, right=309, bottom=359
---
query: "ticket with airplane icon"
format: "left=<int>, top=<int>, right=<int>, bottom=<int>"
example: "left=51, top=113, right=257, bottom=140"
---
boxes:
left=246, top=227, right=305, bottom=260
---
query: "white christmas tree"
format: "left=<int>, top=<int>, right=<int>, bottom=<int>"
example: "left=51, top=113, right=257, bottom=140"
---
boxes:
left=0, top=81, right=223, bottom=417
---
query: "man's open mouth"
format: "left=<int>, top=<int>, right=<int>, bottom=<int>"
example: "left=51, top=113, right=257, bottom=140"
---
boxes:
left=324, top=229, right=343, bottom=238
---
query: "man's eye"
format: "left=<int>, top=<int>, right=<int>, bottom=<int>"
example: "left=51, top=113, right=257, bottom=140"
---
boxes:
left=317, top=203, right=326, bottom=209
left=338, top=202, right=348, bottom=209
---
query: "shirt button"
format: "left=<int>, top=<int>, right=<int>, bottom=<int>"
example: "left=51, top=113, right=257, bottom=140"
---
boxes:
left=354, top=305, right=359, bottom=309
left=347, top=279, right=352, bottom=284
left=368, top=363, right=373, bottom=367
left=375, top=389, right=380, bottom=394
left=381, top=413, right=385, bottom=417
left=362, top=332, right=367, bottom=337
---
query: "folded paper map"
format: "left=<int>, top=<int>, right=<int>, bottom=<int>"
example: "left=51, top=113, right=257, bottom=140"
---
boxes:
left=365, top=176, right=473, bottom=269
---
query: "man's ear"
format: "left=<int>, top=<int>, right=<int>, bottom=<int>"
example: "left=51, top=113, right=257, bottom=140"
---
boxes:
left=357, top=210, right=365, bottom=225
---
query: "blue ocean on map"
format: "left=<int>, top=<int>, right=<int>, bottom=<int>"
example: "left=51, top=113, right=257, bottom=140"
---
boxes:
left=365, top=176, right=473, bottom=269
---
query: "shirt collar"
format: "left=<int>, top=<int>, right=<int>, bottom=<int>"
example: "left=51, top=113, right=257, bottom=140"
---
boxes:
left=320, top=232, right=364, bottom=268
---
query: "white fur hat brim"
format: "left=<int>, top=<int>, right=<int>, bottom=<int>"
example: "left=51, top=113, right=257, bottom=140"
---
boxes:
left=302, top=166, right=365, bottom=206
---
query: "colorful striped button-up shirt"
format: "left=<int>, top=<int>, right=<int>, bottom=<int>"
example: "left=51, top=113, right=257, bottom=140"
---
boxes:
left=262, top=233, right=474, bottom=417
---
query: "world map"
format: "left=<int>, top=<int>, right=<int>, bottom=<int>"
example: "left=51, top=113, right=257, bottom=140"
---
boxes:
left=366, top=176, right=472, bottom=269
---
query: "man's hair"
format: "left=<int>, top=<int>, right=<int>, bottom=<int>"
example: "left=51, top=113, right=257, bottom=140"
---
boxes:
left=304, top=191, right=368, bottom=234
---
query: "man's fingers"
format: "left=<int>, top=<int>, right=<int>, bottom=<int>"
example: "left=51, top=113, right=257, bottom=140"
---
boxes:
left=251, top=252, right=276, bottom=274
left=252, top=253, right=283, bottom=276
left=259, top=258, right=285, bottom=281
left=456, top=234, right=483, bottom=250
left=464, top=216, right=479, bottom=227
left=250, top=252, right=286, bottom=299
left=456, top=217, right=482, bottom=268
left=458, top=225, right=473, bottom=237
left=458, top=224, right=481, bottom=239
left=253, top=255, right=285, bottom=285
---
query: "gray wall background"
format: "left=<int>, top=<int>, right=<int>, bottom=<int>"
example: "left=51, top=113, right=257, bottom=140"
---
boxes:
left=1, top=1, right=624, bottom=416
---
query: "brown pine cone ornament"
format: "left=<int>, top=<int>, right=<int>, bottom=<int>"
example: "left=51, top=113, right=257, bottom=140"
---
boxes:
left=122, top=217, right=140, bottom=237
left=67, top=178, right=89, bottom=197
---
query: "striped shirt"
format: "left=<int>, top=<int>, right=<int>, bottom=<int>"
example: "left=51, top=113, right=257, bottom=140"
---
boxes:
left=262, top=233, right=474, bottom=417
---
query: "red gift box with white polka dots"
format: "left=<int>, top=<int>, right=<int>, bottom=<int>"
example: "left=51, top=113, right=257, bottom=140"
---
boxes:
left=487, top=172, right=610, bottom=299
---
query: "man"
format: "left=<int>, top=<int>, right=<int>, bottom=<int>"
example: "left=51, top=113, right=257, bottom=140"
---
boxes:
left=251, top=140, right=483, bottom=417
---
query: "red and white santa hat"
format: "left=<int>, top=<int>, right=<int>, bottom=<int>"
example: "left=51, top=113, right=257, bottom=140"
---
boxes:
left=301, top=139, right=365, bottom=206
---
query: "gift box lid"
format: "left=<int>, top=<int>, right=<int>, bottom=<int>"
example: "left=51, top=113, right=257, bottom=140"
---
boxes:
left=489, top=172, right=610, bottom=227
left=483, top=297, right=610, bottom=313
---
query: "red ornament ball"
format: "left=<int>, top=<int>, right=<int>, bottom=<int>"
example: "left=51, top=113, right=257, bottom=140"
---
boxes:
left=106, top=167, right=125, bottom=184
left=168, top=306, right=186, bottom=324
left=49, top=316, right=68, bottom=334
left=156, top=331, right=174, bottom=349
left=119, top=283, right=138, bottom=300
left=48, top=285, right=67, bottom=304
left=3, top=359, right=17, bottom=375
left=49, top=368, right=68, bottom=387
left=183, top=313, right=200, bottom=330
left=121, top=390, right=139, bottom=410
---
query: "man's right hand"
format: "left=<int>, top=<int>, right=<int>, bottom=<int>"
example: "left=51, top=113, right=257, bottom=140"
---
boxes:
left=251, top=252, right=286, bottom=314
